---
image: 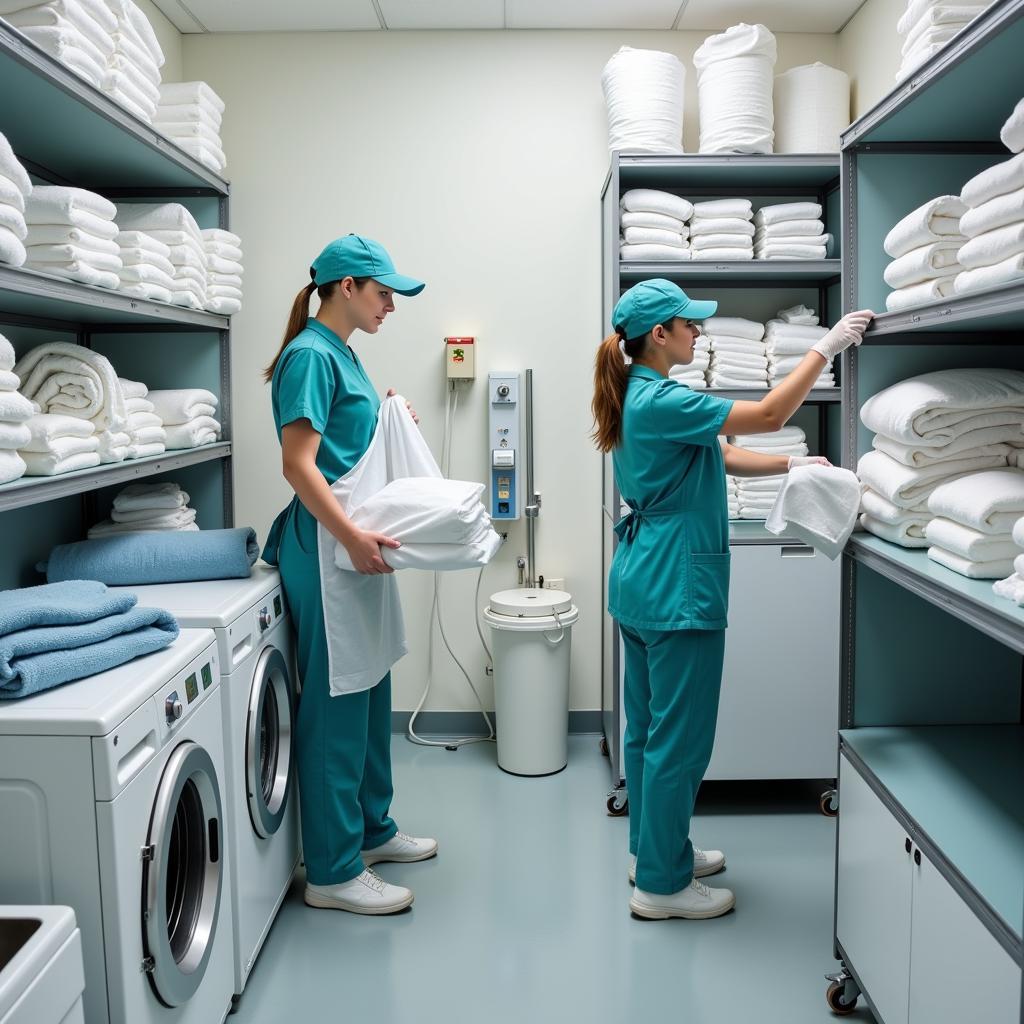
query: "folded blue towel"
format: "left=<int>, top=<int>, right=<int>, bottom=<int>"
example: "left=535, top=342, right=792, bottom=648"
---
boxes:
left=41, top=528, right=260, bottom=585
left=0, top=609, right=179, bottom=699
left=0, top=580, right=137, bottom=637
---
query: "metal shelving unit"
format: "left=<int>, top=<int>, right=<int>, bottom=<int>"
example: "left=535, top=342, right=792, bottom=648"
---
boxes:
left=833, top=4, right=1024, bottom=1019
left=0, top=23, right=235, bottom=544
left=600, top=153, right=845, bottom=812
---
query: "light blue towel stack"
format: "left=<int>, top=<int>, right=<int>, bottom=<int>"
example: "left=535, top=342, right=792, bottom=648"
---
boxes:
left=41, top=527, right=260, bottom=585
left=0, top=580, right=179, bottom=700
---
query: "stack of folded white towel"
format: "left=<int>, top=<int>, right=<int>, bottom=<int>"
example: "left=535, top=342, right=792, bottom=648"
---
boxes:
left=201, top=228, right=243, bottom=314
left=668, top=332, right=710, bottom=389
left=704, top=316, right=766, bottom=389
left=1, top=0, right=116, bottom=89
left=726, top=473, right=739, bottom=519
left=154, top=82, right=227, bottom=175
left=764, top=305, right=834, bottom=389
left=120, top=377, right=165, bottom=459
left=753, top=202, right=829, bottom=260
left=882, top=195, right=967, bottom=311
left=102, top=0, right=164, bottom=122
left=19, top=410, right=99, bottom=475
left=857, top=368, right=1024, bottom=548
left=148, top=388, right=220, bottom=450
left=24, top=186, right=121, bottom=289
left=955, top=140, right=1024, bottom=296
left=731, top=427, right=808, bottom=519
left=923, top=468, right=1024, bottom=578
left=0, top=132, right=32, bottom=267
left=115, top=229, right=174, bottom=301
left=88, top=480, right=198, bottom=538
left=116, top=203, right=207, bottom=309
left=689, top=199, right=754, bottom=261
left=895, top=0, right=990, bottom=83
left=13, top=340, right=128, bottom=466
left=619, top=189, right=692, bottom=262
left=0, top=333, right=32, bottom=485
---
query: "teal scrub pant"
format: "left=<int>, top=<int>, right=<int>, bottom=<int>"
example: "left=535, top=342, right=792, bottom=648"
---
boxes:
left=620, top=625, right=726, bottom=895
left=273, top=502, right=398, bottom=886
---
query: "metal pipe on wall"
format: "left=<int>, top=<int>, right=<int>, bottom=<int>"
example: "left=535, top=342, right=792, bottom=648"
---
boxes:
left=524, top=368, right=540, bottom=587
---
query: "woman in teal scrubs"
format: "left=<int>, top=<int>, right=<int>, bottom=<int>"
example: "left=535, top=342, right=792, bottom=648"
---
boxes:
left=263, top=234, right=437, bottom=916
left=592, top=279, right=871, bottom=921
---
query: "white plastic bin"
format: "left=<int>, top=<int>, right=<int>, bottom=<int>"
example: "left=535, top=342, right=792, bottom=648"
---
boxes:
left=484, top=588, right=579, bottom=776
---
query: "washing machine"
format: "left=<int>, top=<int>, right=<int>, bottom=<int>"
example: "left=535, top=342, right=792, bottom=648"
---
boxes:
left=0, top=629, right=233, bottom=1024
left=111, top=565, right=299, bottom=1003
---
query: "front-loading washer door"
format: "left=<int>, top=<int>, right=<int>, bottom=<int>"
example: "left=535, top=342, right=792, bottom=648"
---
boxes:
left=142, top=741, right=224, bottom=1008
left=246, top=645, right=294, bottom=839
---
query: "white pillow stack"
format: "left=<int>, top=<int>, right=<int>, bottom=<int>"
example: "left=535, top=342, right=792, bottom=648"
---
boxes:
left=773, top=63, right=850, bottom=154
left=24, top=186, right=121, bottom=288
left=0, top=132, right=32, bottom=267
left=154, top=82, right=227, bottom=175
left=601, top=47, right=685, bottom=156
left=754, top=202, right=829, bottom=260
left=694, top=23, right=776, bottom=155
left=690, top=198, right=754, bottom=261
left=101, top=0, right=165, bottom=121
left=201, top=228, right=243, bottom=314
left=619, top=189, right=692, bottom=262
left=895, top=0, right=989, bottom=83
left=115, top=203, right=207, bottom=310
left=704, top=316, right=766, bottom=389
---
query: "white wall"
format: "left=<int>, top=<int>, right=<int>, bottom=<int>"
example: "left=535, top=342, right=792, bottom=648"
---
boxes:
left=838, top=0, right=905, bottom=119
left=182, top=28, right=840, bottom=713
left=136, top=0, right=183, bottom=81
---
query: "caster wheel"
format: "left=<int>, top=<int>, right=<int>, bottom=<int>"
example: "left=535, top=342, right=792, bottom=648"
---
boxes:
left=826, top=980, right=858, bottom=1015
left=599, top=736, right=609, bottom=757
left=606, top=792, right=628, bottom=816
left=820, top=789, right=839, bottom=817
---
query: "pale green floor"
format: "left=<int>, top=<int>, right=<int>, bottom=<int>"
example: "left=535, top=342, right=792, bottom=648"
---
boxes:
left=232, top=736, right=874, bottom=1024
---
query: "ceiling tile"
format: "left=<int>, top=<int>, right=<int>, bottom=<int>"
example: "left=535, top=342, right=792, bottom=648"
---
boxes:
left=677, top=0, right=865, bottom=34
left=151, top=0, right=382, bottom=33
left=505, top=0, right=684, bottom=30
left=379, top=0, right=504, bottom=29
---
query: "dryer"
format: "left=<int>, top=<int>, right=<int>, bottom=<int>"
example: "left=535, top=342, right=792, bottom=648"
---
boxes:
left=0, top=629, right=232, bottom=1024
left=112, top=566, right=299, bottom=1003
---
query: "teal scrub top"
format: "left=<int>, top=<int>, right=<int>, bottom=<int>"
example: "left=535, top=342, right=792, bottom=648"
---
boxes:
left=263, top=318, right=381, bottom=561
left=608, top=366, right=734, bottom=632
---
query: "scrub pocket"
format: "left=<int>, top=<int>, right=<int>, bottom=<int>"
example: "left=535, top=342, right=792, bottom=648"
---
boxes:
left=690, top=552, right=731, bottom=625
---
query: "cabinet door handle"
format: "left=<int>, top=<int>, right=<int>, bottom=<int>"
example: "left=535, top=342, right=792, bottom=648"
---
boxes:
left=914, top=849, right=921, bottom=866
left=905, top=838, right=912, bottom=854
left=780, top=546, right=815, bottom=557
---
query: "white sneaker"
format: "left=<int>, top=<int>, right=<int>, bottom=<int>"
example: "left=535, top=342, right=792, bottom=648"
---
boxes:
left=363, top=830, right=438, bottom=866
left=628, top=847, right=726, bottom=884
left=304, top=869, right=414, bottom=915
left=630, top=879, right=736, bottom=920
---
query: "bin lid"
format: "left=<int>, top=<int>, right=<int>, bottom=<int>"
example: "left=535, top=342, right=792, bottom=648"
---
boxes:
left=488, top=588, right=573, bottom=618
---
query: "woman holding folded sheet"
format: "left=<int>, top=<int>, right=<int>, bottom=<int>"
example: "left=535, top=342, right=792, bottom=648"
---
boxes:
left=592, top=278, right=872, bottom=921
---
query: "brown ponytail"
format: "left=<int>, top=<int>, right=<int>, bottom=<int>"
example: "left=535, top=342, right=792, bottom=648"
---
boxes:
left=592, top=329, right=649, bottom=452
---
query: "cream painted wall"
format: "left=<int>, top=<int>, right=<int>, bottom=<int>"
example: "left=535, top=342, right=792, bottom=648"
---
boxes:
left=136, top=0, right=183, bottom=81
left=182, top=28, right=841, bottom=712
left=838, top=0, right=905, bottom=119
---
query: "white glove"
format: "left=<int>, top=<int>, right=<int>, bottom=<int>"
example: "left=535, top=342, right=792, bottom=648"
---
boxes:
left=811, top=310, right=874, bottom=362
left=789, top=456, right=832, bottom=470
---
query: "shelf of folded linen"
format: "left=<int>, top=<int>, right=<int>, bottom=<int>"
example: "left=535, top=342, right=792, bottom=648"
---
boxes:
left=753, top=202, right=830, bottom=261
left=764, top=304, right=835, bottom=389
left=619, top=188, right=692, bottom=263
left=856, top=368, right=1024, bottom=558
left=704, top=315, right=766, bottom=390
left=729, top=426, right=808, bottom=520
left=689, top=198, right=754, bottom=262
left=153, top=81, right=226, bottom=176
left=87, top=479, right=197, bottom=537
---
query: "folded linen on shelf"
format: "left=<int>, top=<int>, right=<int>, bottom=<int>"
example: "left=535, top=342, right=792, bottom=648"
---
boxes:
left=765, top=464, right=860, bottom=558
left=692, top=198, right=752, bottom=220
left=620, top=243, right=692, bottom=261
left=112, top=482, right=188, bottom=511
left=927, top=546, right=1015, bottom=579
left=733, top=426, right=806, bottom=447
left=708, top=337, right=767, bottom=355
left=25, top=244, right=123, bottom=272
left=0, top=177, right=27, bottom=215
left=753, top=202, right=822, bottom=227
left=754, top=220, right=825, bottom=240
left=21, top=448, right=101, bottom=475
left=884, top=195, right=967, bottom=258
left=95, top=428, right=129, bottom=463
left=620, top=189, right=694, bottom=222
left=926, top=467, right=1024, bottom=533
left=897, top=0, right=987, bottom=38
left=860, top=513, right=930, bottom=547
left=704, top=317, right=764, bottom=341
left=109, top=504, right=194, bottom=527
left=856, top=449, right=1005, bottom=508
left=1002, top=97, right=1024, bottom=154
left=622, top=225, right=688, bottom=247
left=689, top=233, right=752, bottom=250
left=861, top=485, right=929, bottom=521
left=105, top=0, right=164, bottom=67
left=24, top=224, right=120, bottom=253
left=116, top=229, right=170, bottom=257
left=886, top=278, right=957, bottom=311
left=164, top=416, right=221, bottom=449
left=958, top=187, right=1024, bottom=239
left=115, top=202, right=202, bottom=243
left=202, top=296, right=239, bottom=315
left=26, top=185, right=116, bottom=224
left=692, top=247, right=754, bottom=261
left=0, top=333, right=15, bottom=372
left=158, top=80, right=224, bottom=112
left=21, top=412, right=94, bottom=449
left=21, top=433, right=98, bottom=461
left=710, top=350, right=767, bottom=370
left=0, top=390, right=35, bottom=422
left=689, top=217, right=755, bottom=237
left=961, top=152, right=1024, bottom=210
left=755, top=242, right=828, bottom=260
left=954, top=254, right=1024, bottom=294
left=0, top=422, right=31, bottom=449
left=924, top=517, right=1021, bottom=562
left=87, top=519, right=199, bottom=538
left=873, top=433, right=1013, bottom=468
left=146, top=388, right=217, bottom=424
left=0, top=449, right=26, bottom=484
left=957, top=223, right=1024, bottom=270
left=0, top=204, right=28, bottom=241
left=620, top=210, right=687, bottom=233
left=707, top=374, right=767, bottom=389
left=118, top=263, right=175, bottom=289
left=11, top=25, right=105, bottom=85
left=883, top=240, right=963, bottom=289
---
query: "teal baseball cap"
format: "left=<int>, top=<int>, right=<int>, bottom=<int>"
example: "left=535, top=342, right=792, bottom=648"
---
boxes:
left=612, top=279, right=717, bottom=339
left=311, top=234, right=425, bottom=295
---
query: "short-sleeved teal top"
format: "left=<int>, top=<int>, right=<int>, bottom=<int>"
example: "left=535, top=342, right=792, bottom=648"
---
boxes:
left=608, top=365, right=734, bottom=631
left=263, top=318, right=380, bottom=563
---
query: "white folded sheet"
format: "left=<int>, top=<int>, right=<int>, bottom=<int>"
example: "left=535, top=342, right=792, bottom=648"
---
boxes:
left=25, top=244, right=123, bottom=272
left=689, top=217, right=755, bottom=237
left=112, top=482, right=188, bottom=512
left=21, top=412, right=94, bottom=450
left=128, top=424, right=165, bottom=447
left=25, top=225, right=121, bottom=255
left=0, top=228, right=26, bottom=266
left=886, top=278, right=957, bottom=311
left=692, top=247, right=754, bottom=261
left=755, top=242, right=828, bottom=260
left=147, top=388, right=218, bottom=424
left=755, top=220, right=824, bottom=240
left=201, top=228, right=241, bottom=248
left=116, top=229, right=171, bottom=257
left=925, top=517, right=1021, bottom=561
left=883, top=240, right=962, bottom=289
left=692, top=198, right=752, bottom=220
left=88, top=518, right=199, bottom=537
left=928, top=546, right=1015, bottom=579
left=116, top=202, right=202, bottom=244
left=125, top=441, right=165, bottom=460
left=164, top=416, right=220, bottom=449
left=707, top=374, right=768, bottom=389
left=620, top=210, right=686, bottom=233
left=165, top=243, right=206, bottom=272
left=954, top=254, right=1024, bottom=294
left=125, top=404, right=157, bottom=423
left=21, top=432, right=99, bottom=461
left=0, top=131, right=32, bottom=196
left=764, top=320, right=828, bottom=340
left=860, top=513, right=930, bottom=547
left=961, top=153, right=1024, bottom=209
left=1002, top=98, right=1024, bottom=155
left=857, top=449, right=1004, bottom=508
left=158, top=80, right=224, bottom=113
left=753, top=202, right=822, bottom=227
left=902, top=22, right=964, bottom=58
left=765, top=464, right=860, bottom=558
left=0, top=449, right=26, bottom=484
left=622, top=225, right=687, bottom=248
left=619, top=243, right=691, bottom=261
left=203, top=296, right=241, bottom=315
left=21, top=448, right=101, bottom=475
left=174, top=137, right=225, bottom=171
left=926, top=467, right=1024, bottom=533
left=861, top=486, right=930, bottom=522
left=957, top=222, right=1024, bottom=270
left=13, top=25, right=105, bottom=85
left=873, top=432, right=1012, bottom=468
left=710, top=350, right=767, bottom=369
left=153, top=103, right=221, bottom=131
left=690, top=233, right=753, bottom=250
left=119, top=263, right=175, bottom=289
left=708, top=337, right=766, bottom=355
left=109, top=506, right=196, bottom=528
left=754, top=233, right=829, bottom=248
left=620, top=189, right=693, bottom=222
left=884, top=195, right=967, bottom=258
left=26, top=185, right=116, bottom=223
left=897, top=0, right=986, bottom=36
left=959, top=187, right=1024, bottom=239
left=157, top=121, right=223, bottom=148
left=0, top=203, right=27, bottom=240
left=733, top=426, right=806, bottom=447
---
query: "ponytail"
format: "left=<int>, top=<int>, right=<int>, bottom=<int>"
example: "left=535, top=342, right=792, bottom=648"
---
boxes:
left=592, top=328, right=651, bottom=452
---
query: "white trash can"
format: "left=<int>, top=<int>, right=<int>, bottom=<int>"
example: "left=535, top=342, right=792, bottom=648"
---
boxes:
left=484, top=588, right=579, bottom=776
